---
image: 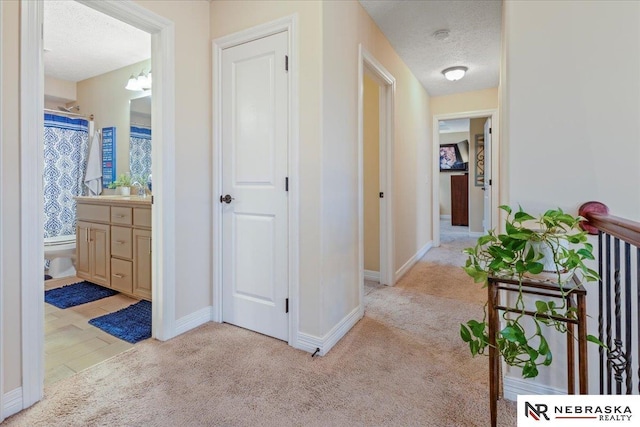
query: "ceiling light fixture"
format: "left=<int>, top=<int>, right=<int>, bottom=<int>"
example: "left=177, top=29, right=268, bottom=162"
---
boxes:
left=125, top=69, right=152, bottom=91
left=442, top=66, right=468, bottom=81
left=432, top=29, right=450, bottom=40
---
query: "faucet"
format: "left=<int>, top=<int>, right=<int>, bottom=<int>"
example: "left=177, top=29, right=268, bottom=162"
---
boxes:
left=132, top=181, right=146, bottom=197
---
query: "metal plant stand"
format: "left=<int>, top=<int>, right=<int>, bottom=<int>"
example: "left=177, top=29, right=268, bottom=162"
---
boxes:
left=487, top=274, right=588, bottom=427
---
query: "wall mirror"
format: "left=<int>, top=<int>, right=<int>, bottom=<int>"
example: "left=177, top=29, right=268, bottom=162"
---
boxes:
left=129, top=94, right=152, bottom=183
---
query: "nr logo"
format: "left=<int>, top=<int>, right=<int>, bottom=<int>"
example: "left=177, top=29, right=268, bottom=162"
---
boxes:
left=525, top=402, right=550, bottom=421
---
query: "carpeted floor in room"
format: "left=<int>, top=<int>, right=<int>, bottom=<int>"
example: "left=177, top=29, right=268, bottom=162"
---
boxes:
left=6, top=233, right=516, bottom=426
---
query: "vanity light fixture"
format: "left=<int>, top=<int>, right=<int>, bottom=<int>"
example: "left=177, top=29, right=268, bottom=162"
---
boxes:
left=125, top=69, right=152, bottom=91
left=442, top=66, right=468, bottom=81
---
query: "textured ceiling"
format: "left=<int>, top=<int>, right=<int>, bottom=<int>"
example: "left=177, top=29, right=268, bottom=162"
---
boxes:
left=439, top=118, right=469, bottom=134
left=44, top=0, right=150, bottom=82
left=359, top=0, right=502, bottom=97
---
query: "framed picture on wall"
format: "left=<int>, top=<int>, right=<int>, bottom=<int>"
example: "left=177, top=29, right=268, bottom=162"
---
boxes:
left=439, top=141, right=468, bottom=172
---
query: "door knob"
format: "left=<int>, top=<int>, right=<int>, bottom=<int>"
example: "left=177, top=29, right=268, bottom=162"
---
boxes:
left=220, top=194, right=235, bottom=204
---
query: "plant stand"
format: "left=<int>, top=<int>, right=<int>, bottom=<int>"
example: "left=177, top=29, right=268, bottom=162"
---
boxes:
left=487, top=274, right=588, bottom=427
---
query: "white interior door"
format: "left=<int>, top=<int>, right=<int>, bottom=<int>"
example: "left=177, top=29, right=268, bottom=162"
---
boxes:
left=483, top=118, right=492, bottom=233
left=221, top=31, right=289, bottom=341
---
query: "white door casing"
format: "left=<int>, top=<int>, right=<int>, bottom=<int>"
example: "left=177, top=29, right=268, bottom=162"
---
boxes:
left=483, top=118, right=492, bottom=233
left=221, top=31, right=289, bottom=341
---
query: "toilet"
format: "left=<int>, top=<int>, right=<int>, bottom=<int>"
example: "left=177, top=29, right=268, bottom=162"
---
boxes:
left=44, top=234, right=77, bottom=278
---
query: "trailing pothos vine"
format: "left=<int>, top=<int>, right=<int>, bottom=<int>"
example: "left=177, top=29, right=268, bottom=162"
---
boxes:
left=460, top=206, right=604, bottom=379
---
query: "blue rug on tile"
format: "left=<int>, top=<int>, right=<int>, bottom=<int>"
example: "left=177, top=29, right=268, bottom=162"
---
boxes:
left=89, top=300, right=152, bottom=344
left=45, top=281, right=118, bottom=309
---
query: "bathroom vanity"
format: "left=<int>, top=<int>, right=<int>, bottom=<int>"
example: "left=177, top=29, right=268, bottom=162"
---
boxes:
left=75, top=196, right=152, bottom=301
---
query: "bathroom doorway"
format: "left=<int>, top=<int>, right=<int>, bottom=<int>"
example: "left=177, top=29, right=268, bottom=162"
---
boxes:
left=20, top=0, right=176, bottom=406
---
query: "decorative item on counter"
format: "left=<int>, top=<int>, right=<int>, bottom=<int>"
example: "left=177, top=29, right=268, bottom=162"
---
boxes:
left=108, top=173, right=133, bottom=195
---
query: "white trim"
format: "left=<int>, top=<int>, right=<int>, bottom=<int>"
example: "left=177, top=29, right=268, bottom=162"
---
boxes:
left=364, top=270, right=380, bottom=282
left=432, top=109, right=499, bottom=247
left=503, top=376, right=565, bottom=402
left=2, top=388, right=23, bottom=419
left=74, top=1, right=177, bottom=340
left=20, top=0, right=45, bottom=408
left=175, top=307, right=214, bottom=335
left=297, top=306, right=362, bottom=356
left=21, top=0, right=177, bottom=411
left=395, top=241, right=433, bottom=281
left=212, top=15, right=300, bottom=348
left=439, top=214, right=451, bottom=220
left=358, top=45, right=396, bottom=321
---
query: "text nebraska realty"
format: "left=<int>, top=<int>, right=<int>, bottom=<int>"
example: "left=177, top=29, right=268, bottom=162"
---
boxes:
left=527, top=403, right=632, bottom=421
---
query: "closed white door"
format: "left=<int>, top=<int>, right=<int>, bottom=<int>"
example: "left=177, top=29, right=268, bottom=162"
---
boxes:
left=221, top=31, right=289, bottom=341
left=483, top=118, right=492, bottom=233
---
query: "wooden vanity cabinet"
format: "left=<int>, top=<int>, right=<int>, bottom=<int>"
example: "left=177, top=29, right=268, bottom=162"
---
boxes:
left=76, top=197, right=152, bottom=301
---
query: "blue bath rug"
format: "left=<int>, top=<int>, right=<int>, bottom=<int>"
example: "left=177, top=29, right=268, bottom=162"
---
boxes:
left=88, top=300, right=152, bottom=344
left=45, top=281, right=118, bottom=309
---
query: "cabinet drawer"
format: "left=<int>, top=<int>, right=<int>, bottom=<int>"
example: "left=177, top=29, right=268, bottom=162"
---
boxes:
left=111, top=207, right=132, bottom=225
left=111, top=258, right=133, bottom=293
left=111, top=226, right=132, bottom=259
left=133, top=207, right=151, bottom=228
left=77, top=204, right=110, bottom=223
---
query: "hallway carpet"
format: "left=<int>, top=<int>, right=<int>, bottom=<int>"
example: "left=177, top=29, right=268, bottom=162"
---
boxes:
left=6, top=234, right=516, bottom=426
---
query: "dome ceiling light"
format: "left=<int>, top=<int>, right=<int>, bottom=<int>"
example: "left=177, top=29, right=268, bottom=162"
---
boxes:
left=442, top=66, right=468, bottom=81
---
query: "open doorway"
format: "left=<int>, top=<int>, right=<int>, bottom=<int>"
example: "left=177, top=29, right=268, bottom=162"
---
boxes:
left=358, top=45, right=395, bottom=309
left=20, top=0, right=175, bottom=408
left=432, top=110, right=498, bottom=247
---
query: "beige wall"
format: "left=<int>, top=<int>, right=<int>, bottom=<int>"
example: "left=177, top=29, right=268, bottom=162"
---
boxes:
left=44, top=76, right=77, bottom=106
left=363, top=74, right=380, bottom=272
left=320, top=1, right=431, bottom=333
left=468, top=118, right=486, bottom=233
left=77, top=59, right=151, bottom=179
left=438, top=131, right=468, bottom=216
left=1, top=0, right=22, bottom=394
left=430, top=87, right=498, bottom=117
left=502, top=0, right=640, bottom=392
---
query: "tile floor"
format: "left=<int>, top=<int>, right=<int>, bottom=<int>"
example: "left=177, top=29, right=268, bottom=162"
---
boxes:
left=44, top=276, right=139, bottom=385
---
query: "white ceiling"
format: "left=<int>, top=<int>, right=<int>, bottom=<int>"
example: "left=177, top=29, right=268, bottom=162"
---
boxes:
left=359, top=0, right=502, bottom=97
left=43, top=0, right=150, bottom=82
left=439, top=118, right=469, bottom=134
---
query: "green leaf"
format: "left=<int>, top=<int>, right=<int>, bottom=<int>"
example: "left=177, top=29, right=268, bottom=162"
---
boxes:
left=468, top=320, right=486, bottom=338
left=514, top=211, right=535, bottom=222
left=460, top=324, right=472, bottom=343
left=499, top=205, right=512, bottom=215
left=526, top=262, right=544, bottom=274
left=535, top=300, right=549, bottom=313
left=470, top=340, right=479, bottom=356
left=577, top=248, right=595, bottom=260
left=587, top=334, right=607, bottom=348
left=522, top=362, right=539, bottom=378
left=500, top=325, right=527, bottom=345
left=543, top=350, right=553, bottom=366
left=538, top=335, right=549, bottom=355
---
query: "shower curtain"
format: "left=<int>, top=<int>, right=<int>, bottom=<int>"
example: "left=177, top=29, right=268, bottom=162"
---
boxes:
left=43, top=113, right=90, bottom=238
left=129, top=126, right=152, bottom=180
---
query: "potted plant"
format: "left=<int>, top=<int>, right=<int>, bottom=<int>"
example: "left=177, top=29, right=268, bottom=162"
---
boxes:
left=108, top=173, right=133, bottom=195
left=460, top=205, right=603, bottom=378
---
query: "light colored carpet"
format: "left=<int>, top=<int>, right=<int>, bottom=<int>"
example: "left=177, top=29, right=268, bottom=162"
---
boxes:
left=6, top=234, right=516, bottom=426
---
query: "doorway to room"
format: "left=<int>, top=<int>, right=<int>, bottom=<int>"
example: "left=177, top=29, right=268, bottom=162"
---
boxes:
left=432, top=110, right=498, bottom=247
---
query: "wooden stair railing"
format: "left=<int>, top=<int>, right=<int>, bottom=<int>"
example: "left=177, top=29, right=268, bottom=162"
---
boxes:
left=580, top=201, right=640, bottom=394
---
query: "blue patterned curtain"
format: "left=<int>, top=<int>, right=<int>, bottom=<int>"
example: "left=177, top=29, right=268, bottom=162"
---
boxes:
left=130, top=126, right=152, bottom=180
left=43, top=114, right=90, bottom=238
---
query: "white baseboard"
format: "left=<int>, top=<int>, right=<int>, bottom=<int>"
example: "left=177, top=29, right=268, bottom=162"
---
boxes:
left=364, top=270, right=380, bottom=281
left=440, top=214, right=451, bottom=220
left=503, top=376, right=565, bottom=402
left=174, top=306, right=214, bottom=335
left=296, top=305, right=363, bottom=356
left=3, top=387, right=23, bottom=419
left=395, top=241, right=433, bottom=281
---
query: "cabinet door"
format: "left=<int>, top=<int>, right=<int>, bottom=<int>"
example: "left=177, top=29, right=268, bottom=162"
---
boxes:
left=90, top=223, right=111, bottom=286
left=76, top=221, right=92, bottom=280
left=133, top=229, right=152, bottom=300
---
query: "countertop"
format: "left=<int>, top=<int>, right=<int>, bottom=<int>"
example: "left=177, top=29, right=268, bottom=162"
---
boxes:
left=75, top=195, right=152, bottom=206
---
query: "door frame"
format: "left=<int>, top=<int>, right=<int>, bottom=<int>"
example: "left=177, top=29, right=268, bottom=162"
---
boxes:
left=0, top=1, right=4, bottom=420
left=212, top=16, right=300, bottom=347
left=432, top=109, right=499, bottom=247
left=358, top=45, right=395, bottom=297
left=19, top=0, right=176, bottom=409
